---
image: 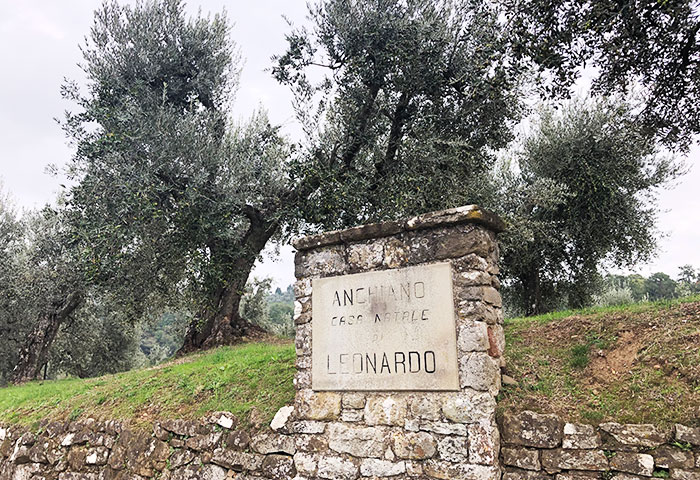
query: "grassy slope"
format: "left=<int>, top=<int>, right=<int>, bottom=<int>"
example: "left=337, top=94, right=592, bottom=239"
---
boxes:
left=499, top=295, right=700, bottom=426
left=0, top=342, right=296, bottom=431
left=2, top=297, right=699, bottom=430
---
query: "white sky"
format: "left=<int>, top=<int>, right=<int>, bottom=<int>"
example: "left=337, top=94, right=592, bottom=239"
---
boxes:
left=1, top=1, right=699, bottom=290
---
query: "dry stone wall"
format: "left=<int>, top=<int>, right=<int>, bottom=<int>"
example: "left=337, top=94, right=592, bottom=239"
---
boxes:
left=500, top=410, right=700, bottom=480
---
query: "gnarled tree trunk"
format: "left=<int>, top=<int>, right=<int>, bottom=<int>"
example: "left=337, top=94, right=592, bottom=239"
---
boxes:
left=178, top=208, right=278, bottom=354
left=11, top=291, right=83, bottom=384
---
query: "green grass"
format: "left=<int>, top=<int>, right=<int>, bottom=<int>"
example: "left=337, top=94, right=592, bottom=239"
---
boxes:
left=499, top=296, right=700, bottom=426
left=0, top=342, right=296, bottom=431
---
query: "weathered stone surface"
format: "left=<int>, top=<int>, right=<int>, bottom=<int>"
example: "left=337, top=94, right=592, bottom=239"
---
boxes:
left=316, top=455, right=359, bottom=480
left=295, top=245, right=346, bottom=277
left=670, top=469, right=700, bottom=480
left=289, top=421, right=326, bottom=435
left=327, top=423, right=386, bottom=458
left=609, top=452, right=654, bottom=476
left=437, top=436, right=469, bottom=462
left=392, top=431, right=437, bottom=460
left=457, top=322, right=490, bottom=353
left=84, top=446, right=109, bottom=466
left=161, top=419, right=198, bottom=437
left=676, top=425, right=700, bottom=445
left=225, top=430, right=251, bottom=450
left=419, top=421, right=468, bottom=436
left=600, top=423, right=670, bottom=449
left=502, top=468, right=552, bottom=480
left=423, top=459, right=501, bottom=480
left=294, top=278, right=312, bottom=298
left=562, top=423, right=601, bottom=449
left=556, top=472, right=601, bottom=479
left=360, top=458, right=406, bottom=476
left=487, top=324, right=505, bottom=357
left=468, top=421, right=499, bottom=465
left=459, top=352, right=501, bottom=395
left=342, top=393, right=366, bottom=409
left=211, top=448, right=263, bottom=472
left=270, top=405, right=294, bottom=432
left=250, top=433, right=296, bottom=455
left=502, top=447, right=541, bottom=471
left=653, top=444, right=694, bottom=469
left=170, top=449, right=196, bottom=469
left=347, top=241, right=384, bottom=271
left=501, top=411, right=564, bottom=448
left=293, top=452, right=317, bottom=476
left=185, top=433, right=222, bottom=452
left=296, top=390, right=341, bottom=421
left=409, top=395, right=443, bottom=421
left=442, top=390, right=496, bottom=424
left=295, top=323, right=311, bottom=357
left=167, top=464, right=227, bottom=480
left=364, top=396, right=408, bottom=426
left=340, top=409, right=363, bottom=422
left=540, top=449, right=608, bottom=472
left=261, top=454, right=296, bottom=480
left=206, top=411, right=236, bottom=429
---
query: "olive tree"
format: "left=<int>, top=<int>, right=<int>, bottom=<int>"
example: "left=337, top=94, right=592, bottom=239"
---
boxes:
left=499, top=98, right=682, bottom=315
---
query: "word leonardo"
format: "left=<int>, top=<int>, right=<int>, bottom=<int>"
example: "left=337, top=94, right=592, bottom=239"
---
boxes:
left=326, top=350, right=437, bottom=375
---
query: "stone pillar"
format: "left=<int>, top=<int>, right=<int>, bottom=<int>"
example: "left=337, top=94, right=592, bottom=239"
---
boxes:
left=290, top=205, right=505, bottom=480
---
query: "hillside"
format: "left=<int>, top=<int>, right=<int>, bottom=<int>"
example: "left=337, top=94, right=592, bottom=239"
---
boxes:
left=500, top=296, right=700, bottom=426
left=0, top=342, right=295, bottom=431
left=1, top=298, right=699, bottom=430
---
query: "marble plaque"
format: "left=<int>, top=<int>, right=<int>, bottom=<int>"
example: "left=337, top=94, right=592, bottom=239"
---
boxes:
left=311, top=262, right=459, bottom=391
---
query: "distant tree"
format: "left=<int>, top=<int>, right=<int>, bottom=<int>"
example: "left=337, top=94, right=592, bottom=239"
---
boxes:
left=499, top=98, right=682, bottom=314
left=627, top=274, right=648, bottom=302
left=645, top=272, right=678, bottom=301
left=677, top=264, right=700, bottom=295
left=504, top=0, right=700, bottom=150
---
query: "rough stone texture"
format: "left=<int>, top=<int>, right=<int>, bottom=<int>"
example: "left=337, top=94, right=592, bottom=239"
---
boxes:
left=676, top=425, right=700, bottom=446
left=501, top=411, right=564, bottom=448
left=540, top=449, right=609, bottom=473
left=609, top=452, right=654, bottom=476
left=600, top=422, right=670, bottom=449
left=360, top=458, right=406, bottom=476
left=502, top=447, right=541, bottom=471
left=364, top=396, right=408, bottom=426
left=562, top=423, right=601, bottom=449
left=653, top=444, right=695, bottom=468
left=327, top=423, right=386, bottom=458
left=392, top=431, right=437, bottom=460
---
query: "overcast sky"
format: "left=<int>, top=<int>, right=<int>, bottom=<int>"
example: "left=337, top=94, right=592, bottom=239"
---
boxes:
left=1, top=1, right=699, bottom=290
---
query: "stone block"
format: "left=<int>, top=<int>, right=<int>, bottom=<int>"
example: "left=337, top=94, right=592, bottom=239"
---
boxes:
left=392, top=431, right=437, bottom=460
left=316, top=455, right=359, bottom=480
left=676, top=425, right=700, bottom=446
left=409, top=394, right=443, bottom=420
left=501, top=411, right=564, bottom=448
left=442, top=390, right=496, bottom=424
left=250, top=432, right=296, bottom=455
left=600, top=423, right=670, bottom=449
left=296, top=390, right=341, bottom=421
left=457, top=322, right=490, bottom=353
left=419, top=421, right=468, bottom=436
left=487, top=325, right=505, bottom=358
left=270, top=405, right=294, bottom=432
left=502, top=447, right=541, bottom=471
left=437, top=436, right=469, bottom=463
left=211, top=448, right=263, bottom=472
left=459, top=352, right=501, bottom=395
left=540, top=449, right=608, bottom=473
left=502, top=469, right=552, bottom=479
left=295, top=245, right=346, bottom=277
left=562, top=423, right=601, bottom=449
left=653, top=444, right=694, bottom=469
left=360, top=458, right=406, bottom=476
left=670, top=469, right=700, bottom=480
left=364, top=396, right=408, bottom=426
left=468, top=421, right=499, bottom=465
left=327, top=423, right=386, bottom=458
left=347, top=240, right=384, bottom=271
left=293, top=452, right=317, bottom=476
left=261, top=454, right=296, bottom=480
left=342, top=393, right=366, bottom=409
left=609, top=452, right=654, bottom=476
left=423, top=460, right=501, bottom=480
